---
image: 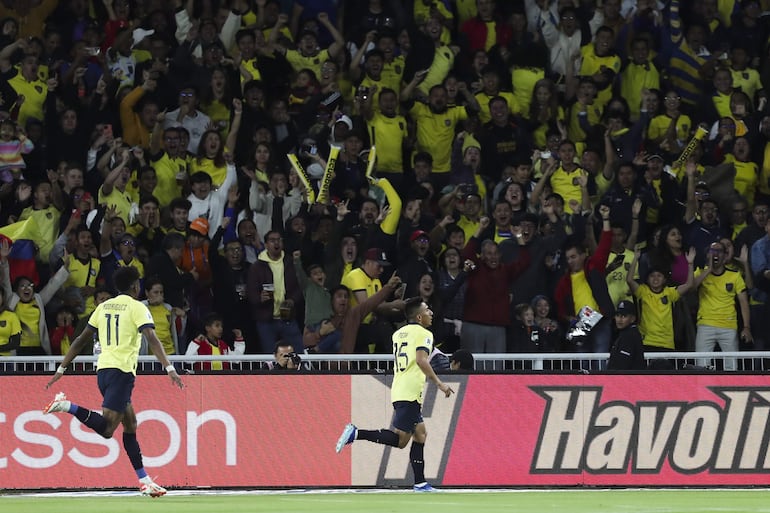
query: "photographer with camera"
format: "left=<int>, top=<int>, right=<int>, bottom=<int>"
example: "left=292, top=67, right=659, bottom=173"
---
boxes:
left=271, top=341, right=303, bottom=372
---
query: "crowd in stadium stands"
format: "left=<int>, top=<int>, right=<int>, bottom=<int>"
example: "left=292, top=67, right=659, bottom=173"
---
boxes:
left=1, top=0, right=770, bottom=369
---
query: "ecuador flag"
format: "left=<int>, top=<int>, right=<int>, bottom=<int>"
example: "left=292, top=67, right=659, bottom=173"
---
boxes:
left=0, top=218, right=41, bottom=286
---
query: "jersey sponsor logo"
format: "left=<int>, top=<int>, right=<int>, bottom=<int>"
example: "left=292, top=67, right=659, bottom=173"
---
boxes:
left=531, top=386, right=770, bottom=474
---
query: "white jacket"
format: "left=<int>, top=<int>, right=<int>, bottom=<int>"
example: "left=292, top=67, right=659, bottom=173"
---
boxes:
left=187, top=163, right=236, bottom=238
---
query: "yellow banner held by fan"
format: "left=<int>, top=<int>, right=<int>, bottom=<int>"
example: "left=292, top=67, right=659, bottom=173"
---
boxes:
left=365, top=145, right=377, bottom=181
left=286, top=153, right=316, bottom=204
left=317, top=145, right=340, bottom=205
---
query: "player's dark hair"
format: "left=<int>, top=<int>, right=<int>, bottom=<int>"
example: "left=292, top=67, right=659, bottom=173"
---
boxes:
left=404, top=297, right=425, bottom=321
left=113, top=266, right=140, bottom=294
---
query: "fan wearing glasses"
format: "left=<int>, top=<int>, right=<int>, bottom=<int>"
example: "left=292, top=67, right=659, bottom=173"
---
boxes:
left=3, top=243, right=72, bottom=356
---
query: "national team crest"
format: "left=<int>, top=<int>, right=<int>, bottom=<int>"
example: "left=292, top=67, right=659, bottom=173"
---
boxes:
left=444, top=119, right=451, bottom=126
left=726, top=283, right=734, bottom=292
left=661, top=296, right=668, bottom=305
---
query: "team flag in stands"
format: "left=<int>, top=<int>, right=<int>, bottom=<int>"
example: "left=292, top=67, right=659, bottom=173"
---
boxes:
left=0, top=217, right=42, bottom=286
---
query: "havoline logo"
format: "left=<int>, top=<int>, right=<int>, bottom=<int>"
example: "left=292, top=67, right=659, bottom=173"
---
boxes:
left=530, top=386, right=770, bottom=474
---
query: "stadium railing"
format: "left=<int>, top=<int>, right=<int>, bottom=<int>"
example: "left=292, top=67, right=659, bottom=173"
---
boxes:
left=1, top=351, right=769, bottom=373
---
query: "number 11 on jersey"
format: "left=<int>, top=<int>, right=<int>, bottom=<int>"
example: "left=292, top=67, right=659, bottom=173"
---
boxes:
left=105, top=313, right=120, bottom=346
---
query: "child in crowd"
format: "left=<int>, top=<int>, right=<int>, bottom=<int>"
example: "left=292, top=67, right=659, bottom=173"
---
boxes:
left=293, top=251, right=338, bottom=352
left=50, top=305, right=77, bottom=355
left=627, top=248, right=695, bottom=352
left=0, top=119, right=34, bottom=184
left=185, top=312, right=245, bottom=371
left=142, top=277, right=180, bottom=356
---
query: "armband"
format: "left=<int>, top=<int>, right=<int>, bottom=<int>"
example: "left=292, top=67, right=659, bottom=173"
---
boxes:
left=165, top=364, right=176, bottom=373
left=57, top=365, right=67, bottom=374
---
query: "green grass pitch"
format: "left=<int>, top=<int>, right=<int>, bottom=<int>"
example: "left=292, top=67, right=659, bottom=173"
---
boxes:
left=3, top=489, right=770, bottom=513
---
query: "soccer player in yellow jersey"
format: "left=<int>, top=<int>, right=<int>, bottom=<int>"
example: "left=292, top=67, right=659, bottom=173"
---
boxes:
left=336, top=297, right=454, bottom=491
left=44, top=267, right=183, bottom=498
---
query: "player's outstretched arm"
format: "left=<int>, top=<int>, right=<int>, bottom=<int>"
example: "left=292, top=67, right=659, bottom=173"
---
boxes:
left=45, top=325, right=95, bottom=389
left=143, top=327, right=184, bottom=389
left=416, top=349, right=454, bottom=398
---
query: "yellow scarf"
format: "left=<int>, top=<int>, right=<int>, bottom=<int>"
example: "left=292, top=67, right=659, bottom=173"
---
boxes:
left=258, top=250, right=286, bottom=318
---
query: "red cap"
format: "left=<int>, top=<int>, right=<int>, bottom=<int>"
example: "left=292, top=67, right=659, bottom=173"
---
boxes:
left=410, top=230, right=429, bottom=242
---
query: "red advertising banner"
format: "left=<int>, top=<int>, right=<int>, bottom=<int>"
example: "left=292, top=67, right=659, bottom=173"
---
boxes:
left=2, top=373, right=769, bottom=489
left=0, top=375, right=352, bottom=489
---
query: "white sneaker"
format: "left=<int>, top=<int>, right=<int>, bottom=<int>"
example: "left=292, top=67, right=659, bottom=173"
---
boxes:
left=335, top=423, right=357, bottom=453
left=43, top=392, right=71, bottom=414
left=140, top=479, right=167, bottom=498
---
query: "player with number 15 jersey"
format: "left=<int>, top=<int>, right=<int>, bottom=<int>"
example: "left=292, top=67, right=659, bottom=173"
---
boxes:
left=391, top=323, right=433, bottom=404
